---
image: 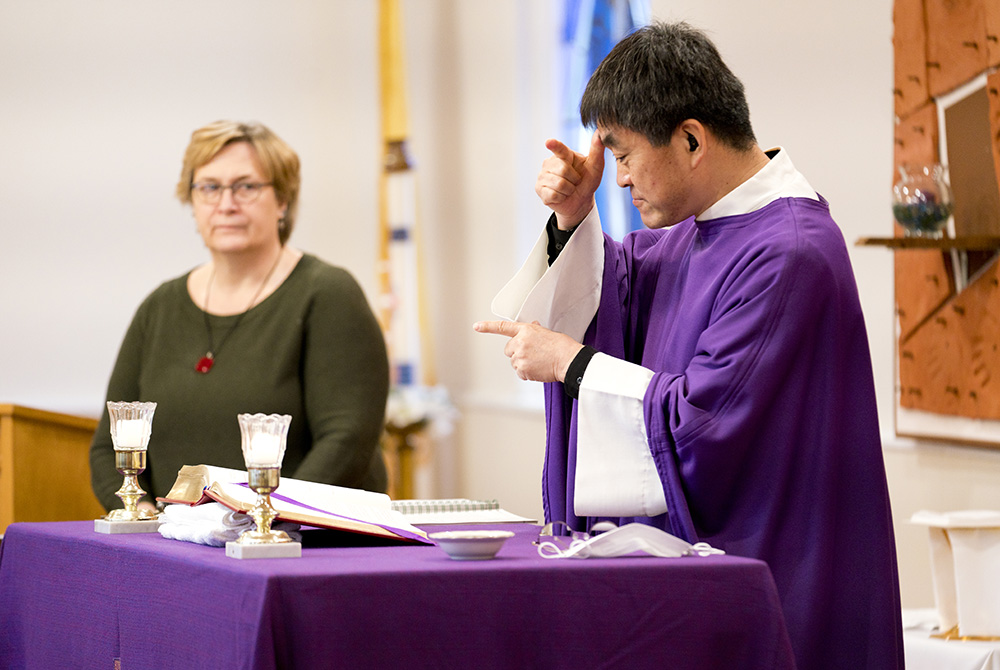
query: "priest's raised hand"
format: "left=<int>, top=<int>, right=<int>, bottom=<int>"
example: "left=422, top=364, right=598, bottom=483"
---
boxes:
left=534, top=131, right=605, bottom=230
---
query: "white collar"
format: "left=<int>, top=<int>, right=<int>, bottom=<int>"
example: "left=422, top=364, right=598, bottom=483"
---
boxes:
left=697, top=147, right=817, bottom=221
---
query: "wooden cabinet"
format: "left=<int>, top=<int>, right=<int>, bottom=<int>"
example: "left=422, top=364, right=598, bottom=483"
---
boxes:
left=0, top=405, right=105, bottom=534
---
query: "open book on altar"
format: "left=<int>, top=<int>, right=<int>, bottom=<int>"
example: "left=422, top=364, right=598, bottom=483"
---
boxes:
left=158, top=464, right=430, bottom=544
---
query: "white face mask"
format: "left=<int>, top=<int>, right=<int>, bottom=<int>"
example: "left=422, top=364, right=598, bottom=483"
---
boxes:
left=536, top=522, right=724, bottom=559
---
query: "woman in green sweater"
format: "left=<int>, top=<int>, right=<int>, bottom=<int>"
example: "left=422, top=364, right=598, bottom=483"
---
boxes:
left=90, top=121, right=389, bottom=512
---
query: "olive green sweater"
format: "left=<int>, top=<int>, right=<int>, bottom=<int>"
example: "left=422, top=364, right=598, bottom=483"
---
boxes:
left=90, top=254, right=389, bottom=510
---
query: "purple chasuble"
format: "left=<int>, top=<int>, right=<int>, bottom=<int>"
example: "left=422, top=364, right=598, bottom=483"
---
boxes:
left=543, top=196, right=903, bottom=670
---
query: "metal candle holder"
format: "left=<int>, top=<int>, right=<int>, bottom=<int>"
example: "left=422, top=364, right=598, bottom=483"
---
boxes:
left=235, top=413, right=295, bottom=546
left=105, top=401, right=158, bottom=522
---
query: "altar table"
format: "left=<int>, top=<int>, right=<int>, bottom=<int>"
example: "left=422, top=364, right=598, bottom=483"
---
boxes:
left=903, top=608, right=1000, bottom=670
left=0, top=521, right=794, bottom=669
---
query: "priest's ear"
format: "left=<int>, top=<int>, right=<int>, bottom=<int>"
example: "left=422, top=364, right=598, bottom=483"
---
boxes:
left=677, top=120, right=706, bottom=164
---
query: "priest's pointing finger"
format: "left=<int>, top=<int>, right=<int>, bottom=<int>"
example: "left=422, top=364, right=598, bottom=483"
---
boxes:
left=473, top=320, right=524, bottom=338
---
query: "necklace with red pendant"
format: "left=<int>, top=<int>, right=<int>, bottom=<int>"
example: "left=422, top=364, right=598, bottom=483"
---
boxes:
left=196, top=251, right=283, bottom=373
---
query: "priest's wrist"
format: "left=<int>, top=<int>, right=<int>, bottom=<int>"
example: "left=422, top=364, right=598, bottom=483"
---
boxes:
left=563, top=346, right=598, bottom=399
left=554, top=198, right=594, bottom=231
left=546, top=214, right=578, bottom=265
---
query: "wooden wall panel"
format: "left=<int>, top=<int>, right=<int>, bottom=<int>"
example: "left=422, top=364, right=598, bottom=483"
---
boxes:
left=988, top=71, right=1000, bottom=201
left=894, top=102, right=954, bottom=339
left=894, top=0, right=930, bottom=118
left=925, top=0, right=989, bottom=97
left=899, top=258, right=1000, bottom=418
left=985, top=0, right=1000, bottom=67
left=894, top=101, right=940, bottom=172
left=945, top=85, right=1000, bottom=238
left=895, top=0, right=1000, bottom=437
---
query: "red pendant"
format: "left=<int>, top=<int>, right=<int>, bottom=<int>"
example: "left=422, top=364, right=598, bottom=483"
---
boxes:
left=195, top=355, right=215, bottom=373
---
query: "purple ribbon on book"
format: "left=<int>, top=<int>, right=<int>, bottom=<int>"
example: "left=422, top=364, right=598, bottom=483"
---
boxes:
left=232, top=483, right=428, bottom=544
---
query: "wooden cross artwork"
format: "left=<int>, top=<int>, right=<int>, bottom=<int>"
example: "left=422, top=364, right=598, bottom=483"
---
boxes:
left=867, top=0, right=1000, bottom=442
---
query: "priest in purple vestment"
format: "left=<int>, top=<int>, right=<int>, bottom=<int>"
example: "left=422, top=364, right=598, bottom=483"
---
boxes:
left=475, top=21, right=903, bottom=670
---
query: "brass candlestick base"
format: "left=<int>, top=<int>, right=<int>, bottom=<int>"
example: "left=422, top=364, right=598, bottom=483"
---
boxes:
left=105, top=449, right=158, bottom=522
left=236, top=467, right=293, bottom=544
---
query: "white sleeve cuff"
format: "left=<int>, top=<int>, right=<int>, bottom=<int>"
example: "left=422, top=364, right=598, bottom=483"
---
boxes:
left=574, top=353, right=668, bottom=517
left=490, top=208, right=604, bottom=342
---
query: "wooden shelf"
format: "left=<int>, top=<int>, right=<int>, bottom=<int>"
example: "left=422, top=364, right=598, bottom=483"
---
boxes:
left=856, top=236, right=1000, bottom=250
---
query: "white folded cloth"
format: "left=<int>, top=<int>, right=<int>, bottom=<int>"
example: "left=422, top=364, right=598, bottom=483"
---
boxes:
left=911, top=510, right=1000, bottom=637
left=158, top=503, right=300, bottom=547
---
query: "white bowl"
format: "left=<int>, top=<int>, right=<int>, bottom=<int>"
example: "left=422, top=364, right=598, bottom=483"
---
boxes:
left=429, top=530, right=515, bottom=560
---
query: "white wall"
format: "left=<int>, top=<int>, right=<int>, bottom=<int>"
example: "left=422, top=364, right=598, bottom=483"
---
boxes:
left=4, top=0, right=1000, bottom=609
left=0, top=1, right=382, bottom=414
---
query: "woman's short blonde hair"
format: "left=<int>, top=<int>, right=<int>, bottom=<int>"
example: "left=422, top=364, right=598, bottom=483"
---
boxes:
left=176, top=120, right=301, bottom=245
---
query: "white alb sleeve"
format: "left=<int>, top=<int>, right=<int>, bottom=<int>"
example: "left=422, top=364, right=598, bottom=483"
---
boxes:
left=574, top=353, right=668, bottom=517
left=491, top=208, right=604, bottom=341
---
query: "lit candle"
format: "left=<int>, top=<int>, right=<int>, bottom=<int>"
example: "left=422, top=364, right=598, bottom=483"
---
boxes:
left=248, top=433, right=281, bottom=466
left=115, top=419, right=146, bottom=449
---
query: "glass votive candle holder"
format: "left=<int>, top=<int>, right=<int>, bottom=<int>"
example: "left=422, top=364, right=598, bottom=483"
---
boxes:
left=105, top=400, right=157, bottom=521
left=236, top=413, right=293, bottom=544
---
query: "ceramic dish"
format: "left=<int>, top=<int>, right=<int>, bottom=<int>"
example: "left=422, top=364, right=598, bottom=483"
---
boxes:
left=429, top=530, right=515, bottom=560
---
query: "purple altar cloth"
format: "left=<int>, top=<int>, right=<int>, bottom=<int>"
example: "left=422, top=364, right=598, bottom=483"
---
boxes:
left=0, top=521, right=794, bottom=669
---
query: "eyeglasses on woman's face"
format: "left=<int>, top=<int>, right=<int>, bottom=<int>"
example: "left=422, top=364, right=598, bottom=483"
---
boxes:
left=191, top=181, right=273, bottom=205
